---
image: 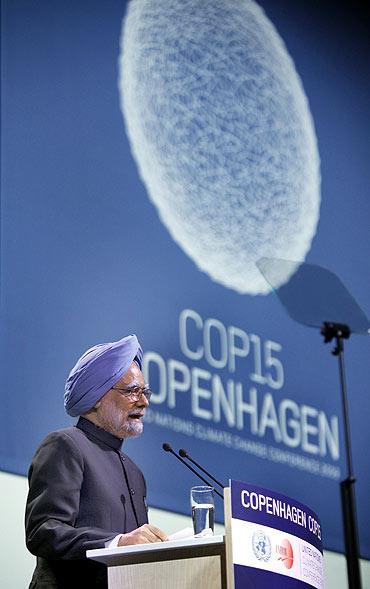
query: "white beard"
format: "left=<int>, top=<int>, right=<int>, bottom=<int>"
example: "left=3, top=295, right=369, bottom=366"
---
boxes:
left=97, top=395, right=143, bottom=439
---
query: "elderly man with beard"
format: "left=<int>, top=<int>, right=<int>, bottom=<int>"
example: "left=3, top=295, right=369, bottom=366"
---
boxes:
left=25, top=334, right=167, bottom=589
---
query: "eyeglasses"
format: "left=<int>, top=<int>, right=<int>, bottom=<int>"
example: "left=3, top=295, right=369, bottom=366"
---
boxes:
left=111, top=385, right=153, bottom=402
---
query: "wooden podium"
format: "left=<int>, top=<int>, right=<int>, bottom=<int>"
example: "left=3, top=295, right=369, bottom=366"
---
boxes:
left=87, top=482, right=325, bottom=589
left=87, top=535, right=227, bottom=589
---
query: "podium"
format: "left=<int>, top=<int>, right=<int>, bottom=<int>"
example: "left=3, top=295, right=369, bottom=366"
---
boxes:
left=87, top=535, right=227, bottom=589
left=87, top=481, right=324, bottom=589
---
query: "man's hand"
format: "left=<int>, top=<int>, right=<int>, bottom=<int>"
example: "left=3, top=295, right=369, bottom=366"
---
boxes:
left=118, top=524, right=168, bottom=546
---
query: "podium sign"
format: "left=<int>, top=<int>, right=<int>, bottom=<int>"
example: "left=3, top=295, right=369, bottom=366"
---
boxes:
left=225, top=480, right=324, bottom=589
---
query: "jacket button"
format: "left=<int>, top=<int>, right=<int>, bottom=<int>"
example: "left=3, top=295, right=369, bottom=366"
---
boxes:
left=130, top=488, right=135, bottom=495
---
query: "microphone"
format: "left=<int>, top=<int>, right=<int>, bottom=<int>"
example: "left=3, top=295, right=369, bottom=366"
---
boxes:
left=178, top=448, right=224, bottom=490
left=162, top=443, right=223, bottom=499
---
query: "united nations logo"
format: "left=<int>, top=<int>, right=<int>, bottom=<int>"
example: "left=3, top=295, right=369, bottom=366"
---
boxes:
left=252, top=530, right=272, bottom=562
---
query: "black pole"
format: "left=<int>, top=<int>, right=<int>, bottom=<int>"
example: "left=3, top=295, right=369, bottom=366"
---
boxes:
left=335, top=334, right=362, bottom=589
left=321, top=323, right=362, bottom=589
left=340, top=479, right=362, bottom=589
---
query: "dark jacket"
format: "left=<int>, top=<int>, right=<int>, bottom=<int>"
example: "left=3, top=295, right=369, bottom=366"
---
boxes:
left=25, top=417, right=148, bottom=588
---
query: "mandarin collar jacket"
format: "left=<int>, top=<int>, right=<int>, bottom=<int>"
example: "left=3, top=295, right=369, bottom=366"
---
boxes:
left=25, top=417, right=148, bottom=588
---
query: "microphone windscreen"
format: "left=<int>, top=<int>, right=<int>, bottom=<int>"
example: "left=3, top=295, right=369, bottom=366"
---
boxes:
left=162, top=442, right=172, bottom=452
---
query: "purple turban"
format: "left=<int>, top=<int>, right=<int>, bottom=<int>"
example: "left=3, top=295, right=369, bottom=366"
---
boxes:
left=64, top=334, right=143, bottom=417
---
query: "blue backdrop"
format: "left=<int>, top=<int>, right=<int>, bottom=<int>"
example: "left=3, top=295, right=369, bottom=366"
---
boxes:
left=1, top=0, right=369, bottom=558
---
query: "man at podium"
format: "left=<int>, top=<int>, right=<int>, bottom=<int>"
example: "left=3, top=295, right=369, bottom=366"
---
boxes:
left=25, top=334, right=167, bottom=588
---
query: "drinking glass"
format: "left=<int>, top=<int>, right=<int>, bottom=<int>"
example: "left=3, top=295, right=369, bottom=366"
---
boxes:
left=190, top=485, right=214, bottom=536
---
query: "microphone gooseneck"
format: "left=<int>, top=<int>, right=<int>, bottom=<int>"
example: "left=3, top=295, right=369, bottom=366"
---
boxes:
left=178, top=448, right=225, bottom=489
left=162, top=442, right=223, bottom=499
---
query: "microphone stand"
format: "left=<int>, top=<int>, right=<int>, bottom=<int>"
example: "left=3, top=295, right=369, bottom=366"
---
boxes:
left=321, top=322, right=362, bottom=589
left=179, top=448, right=225, bottom=490
left=162, top=443, right=223, bottom=499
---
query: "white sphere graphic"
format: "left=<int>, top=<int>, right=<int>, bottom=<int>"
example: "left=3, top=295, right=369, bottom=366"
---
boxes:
left=118, top=0, right=321, bottom=295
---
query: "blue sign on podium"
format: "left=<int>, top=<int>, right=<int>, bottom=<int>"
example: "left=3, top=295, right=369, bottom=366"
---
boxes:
left=225, top=480, right=324, bottom=589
